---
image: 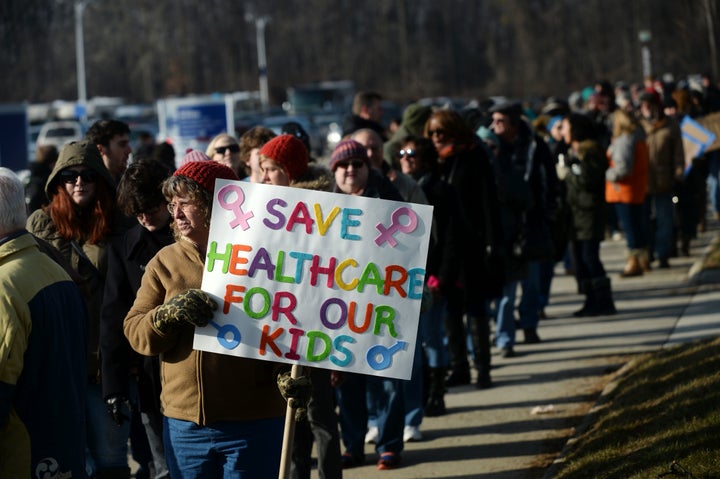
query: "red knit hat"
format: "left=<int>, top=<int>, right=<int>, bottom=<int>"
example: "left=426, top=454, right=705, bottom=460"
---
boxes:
left=330, top=139, right=369, bottom=171
left=174, top=155, right=239, bottom=194
left=259, top=134, right=309, bottom=181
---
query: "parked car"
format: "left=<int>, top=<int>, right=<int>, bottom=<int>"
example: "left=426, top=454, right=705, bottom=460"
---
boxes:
left=36, top=120, right=84, bottom=149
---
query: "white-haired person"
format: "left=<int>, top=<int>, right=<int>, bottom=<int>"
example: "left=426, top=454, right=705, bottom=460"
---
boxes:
left=0, top=167, right=88, bottom=478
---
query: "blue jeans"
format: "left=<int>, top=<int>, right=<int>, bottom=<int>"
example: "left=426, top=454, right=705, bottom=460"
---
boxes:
left=707, top=151, right=720, bottom=214
left=404, top=340, right=425, bottom=428
left=337, top=374, right=404, bottom=457
left=518, top=261, right=541, bottom=330
left=420, top=297, right=449, bottom=368
left=538, top=259, right=555, bottom=310
left=614, top=202, right=647, bottom=250
left=646, top=194, right=674, bottom=260
left=85, top=383, right=130, bottom=475
left=494, top=281, right=519, bottom=349
left=164, top=416, right=284, bottom=479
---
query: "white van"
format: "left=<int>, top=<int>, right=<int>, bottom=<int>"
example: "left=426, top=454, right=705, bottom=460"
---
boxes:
left=36, top=121, right=84, bottom=149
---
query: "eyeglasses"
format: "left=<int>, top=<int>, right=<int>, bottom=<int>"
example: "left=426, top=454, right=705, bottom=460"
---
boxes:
left=428, top=129, right=446, bottom=137
left=215, top=144, right=240, bottom=155
left=398, top=148, right=416, bottom=158
left=167, top=201, right=194, bottom=215
left=59, top=169, right=97, bottom=184
left=335, top=160, right=366, bottom=170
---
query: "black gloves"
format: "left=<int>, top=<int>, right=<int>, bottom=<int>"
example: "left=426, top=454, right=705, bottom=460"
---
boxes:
left=276, top=371, right=312, bottom=421
left=153, top=288, right=217, bottom=333
left=105, top=395, right=131, bottom=426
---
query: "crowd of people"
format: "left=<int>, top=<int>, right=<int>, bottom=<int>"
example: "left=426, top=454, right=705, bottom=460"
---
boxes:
left=3, top=73, right=720, bottom=478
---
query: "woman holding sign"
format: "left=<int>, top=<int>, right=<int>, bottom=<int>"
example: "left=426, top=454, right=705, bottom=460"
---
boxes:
left=259, top=134, right=343, bottom=479
left=124, top=156, right=310, bottom=478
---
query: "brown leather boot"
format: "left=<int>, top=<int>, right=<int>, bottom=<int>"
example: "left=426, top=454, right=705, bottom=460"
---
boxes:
left=620, top=251, right=643, bottom=277
left=638, top=250, right=652, bottom=273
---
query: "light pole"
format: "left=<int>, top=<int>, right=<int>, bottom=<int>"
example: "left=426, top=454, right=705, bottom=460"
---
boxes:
left=246, top=13, right=271, bottom=111
left=638, top=29, right=652, bottom=80
left=74, top=0, right=88, bottom=123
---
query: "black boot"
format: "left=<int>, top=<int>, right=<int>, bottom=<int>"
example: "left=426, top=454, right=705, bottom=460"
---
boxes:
left=425, top=368, right=447, bottom=417
left=444, top=288, right=471, bottom=387
left=467, top=315, right=492, bottom=388
left=590, top=276, right=617, bottom=315
left=445, top=364, right=470, bottom=387
left=573, top=279, right=595, bottom=317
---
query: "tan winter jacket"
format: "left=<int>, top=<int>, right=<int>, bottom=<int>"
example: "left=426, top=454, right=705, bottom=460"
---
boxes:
left=123, top=238, right=286, bottom=425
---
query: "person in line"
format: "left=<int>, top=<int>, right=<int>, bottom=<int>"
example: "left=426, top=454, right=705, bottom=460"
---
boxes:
left=330, top=139, right=406, bottom=471
left=342, top=90, right=386, bottom=139
left=558, top=114, right=617, bottom=317
left=239, top=126, right=276, bottom=182
left=100, top=159, right=175, bottom=479
left=351, top=128, right=428, bottom=205
left=206, top=133, right=245, bottom=179
left=86, top=119, right=133, bottom=184
left=26, top=140, right=131, bottom=478
left=488, top=101, right=558, bottom=354
left=424, top=110, right=504, bottom=390
left=606, top=108, right=650, bottom=277
left=123, top=157, right=309, bottom=478
left=638, top=91, right=685, bottom=269
left=258, top=134, right=342, bottom=479
left=0, top=167, right=88, bottom=479
left=397, top=135, right=462, bottom=421
left=349, top=127, right=428, bottom=444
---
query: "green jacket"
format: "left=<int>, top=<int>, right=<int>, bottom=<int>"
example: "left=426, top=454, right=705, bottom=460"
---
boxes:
left=564, top=140, right=608, bottom=241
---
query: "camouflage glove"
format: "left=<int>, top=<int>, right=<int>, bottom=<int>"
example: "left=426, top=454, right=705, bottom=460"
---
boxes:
left=153, top=288, right=217, bottom=333
left=277, top=372, right=312, bottom=422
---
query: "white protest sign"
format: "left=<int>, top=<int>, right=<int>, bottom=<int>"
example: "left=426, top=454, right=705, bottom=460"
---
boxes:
left=194, top=180, right=433, bottom=380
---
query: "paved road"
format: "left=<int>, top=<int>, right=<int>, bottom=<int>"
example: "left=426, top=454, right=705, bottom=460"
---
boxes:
left=335, top=219, right=720, bottom=479
left=129, top=219, right=720, bottom=479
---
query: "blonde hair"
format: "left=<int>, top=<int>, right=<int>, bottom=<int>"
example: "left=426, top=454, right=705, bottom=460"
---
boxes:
left=612, top=109, right=638, bottom=138
left=205, top=133, right=238, bottom=158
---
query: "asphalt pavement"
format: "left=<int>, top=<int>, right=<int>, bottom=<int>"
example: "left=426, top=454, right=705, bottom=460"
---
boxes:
left=336, top=217, right=720, bottom=479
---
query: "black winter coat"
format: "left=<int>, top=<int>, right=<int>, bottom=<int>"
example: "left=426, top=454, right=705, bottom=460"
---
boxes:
left=100, top=222, right=173, bottom=410
left=439, top=143, right=504, bottom=301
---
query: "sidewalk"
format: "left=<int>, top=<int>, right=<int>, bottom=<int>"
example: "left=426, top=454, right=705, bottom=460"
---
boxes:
left=337, top=218, right=720, bottom=479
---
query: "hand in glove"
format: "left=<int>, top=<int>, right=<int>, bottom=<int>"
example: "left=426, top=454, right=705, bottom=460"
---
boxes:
left=105, top=395, right=131, bottom=426
left=277, top=371, right=312, bottom=422
left=152, top=288, right=217, bottom=333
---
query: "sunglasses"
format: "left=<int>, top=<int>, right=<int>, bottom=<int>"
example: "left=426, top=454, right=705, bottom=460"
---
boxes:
left=428, top=129, right=446, bottom=137
left=215, top=144, right=240, bottom=155
left=59, top=169, right=97, bottom=184
left=335, top=160, right=366, bottom=170
left=398, top=148, right=416, bottom=158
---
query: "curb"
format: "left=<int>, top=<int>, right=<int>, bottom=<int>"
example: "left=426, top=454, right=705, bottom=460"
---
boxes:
left=541, top=358, right=638, bottom=479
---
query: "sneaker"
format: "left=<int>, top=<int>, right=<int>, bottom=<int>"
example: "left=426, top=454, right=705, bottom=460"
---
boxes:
left=365, top=426, right=379, bottom=444
left=377, top=452, right=401, bottom=470
left=403, top=425, right=422, bottom=442
left=500, top=346, right=515, bottom=358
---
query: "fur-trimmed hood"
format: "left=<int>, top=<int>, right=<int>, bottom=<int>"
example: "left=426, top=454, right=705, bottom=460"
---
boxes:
left=290, top=163, right=334, bottom=192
